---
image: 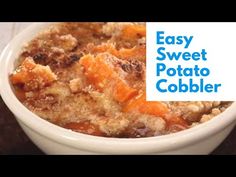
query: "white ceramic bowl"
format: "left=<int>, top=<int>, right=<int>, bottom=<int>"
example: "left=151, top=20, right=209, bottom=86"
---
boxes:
left=1, top=23, right=236, bottom=154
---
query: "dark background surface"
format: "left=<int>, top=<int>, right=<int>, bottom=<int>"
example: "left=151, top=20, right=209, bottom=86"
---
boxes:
left=0, top=96, right=235, bottom=155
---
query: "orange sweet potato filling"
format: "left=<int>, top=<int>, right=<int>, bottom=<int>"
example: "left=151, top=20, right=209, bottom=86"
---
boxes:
left=80, top=54, right=138, bottom=103
left=11, top=57, right=57, bottom=90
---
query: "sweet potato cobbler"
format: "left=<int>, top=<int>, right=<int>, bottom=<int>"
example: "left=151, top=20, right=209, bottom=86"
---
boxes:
left=10, top=23, right=232, bottom=137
